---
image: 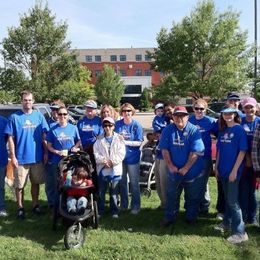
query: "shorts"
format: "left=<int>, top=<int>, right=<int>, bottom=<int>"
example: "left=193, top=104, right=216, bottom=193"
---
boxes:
left=13, top=163, right=45, bottom=189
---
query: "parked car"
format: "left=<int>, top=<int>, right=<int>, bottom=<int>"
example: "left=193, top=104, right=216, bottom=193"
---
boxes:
left=183, top=104, right=220, bottom=119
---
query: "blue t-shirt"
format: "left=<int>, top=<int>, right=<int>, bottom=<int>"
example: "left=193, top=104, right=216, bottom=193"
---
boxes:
left=217, top=124, right=248, bottom=180
left=0, top=116, right=8, bottom=167
left=241, top=116, right=260, bottom=151
left=189, top=115, right=217, bottom=158
left=115, top=119, right=143, bottom=164
left=152, top=114, right=168, bottom=133
left=46, top=123, right=80, bottom=164
left=47, top=117, right=58, bottom=128
left=77, top=116, right=102, bottom=147
left=159, top=122, right=205, bottom=180
left=5, top=110, right=49, bottom=164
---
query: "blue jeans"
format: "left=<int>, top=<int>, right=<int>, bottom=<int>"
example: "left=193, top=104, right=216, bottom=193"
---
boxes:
left=0, top=166, right=6, bottom=211
left=120, top=163, right=141, bottom=211
left=67, top=196, right=88, bottom=212
left=199, top=158, right=213, bottom=211
left=221, top=178, right=245, bottom=235
left=45, top=163, right=59, bottom=207
left=216, top=179, right=225, bottom=214
left=239, top=167, right=258, bottom=223
left=98, top=176, right=120, bottom=215
left=165, top=172, right=204, bottom=222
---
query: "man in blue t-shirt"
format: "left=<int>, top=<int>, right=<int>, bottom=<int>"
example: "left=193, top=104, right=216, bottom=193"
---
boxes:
left=159, top=106, right=205, bottom=227
left=0, top=115, right=8, bottom=217
left=5, top=90, right=49, bottom=219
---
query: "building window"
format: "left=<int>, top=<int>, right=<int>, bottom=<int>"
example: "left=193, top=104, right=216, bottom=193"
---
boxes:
left=120, top=55, right=126, bottom=61
left=135, top=69, right=142, bottom=76
left=95, top=70, right=102, bottom=77
left=95, top=55, right=101, bottom=62
left=120, top=69, right=126, bottom=76
left=144, top=69, right=151, bottom=76
left=145, top=54, right=152, bottom=61
left=110, top=55, right=117, bottom=62
left=135, top=54, right=142, bottom=61
left=85, top=55, right=92, bottom=62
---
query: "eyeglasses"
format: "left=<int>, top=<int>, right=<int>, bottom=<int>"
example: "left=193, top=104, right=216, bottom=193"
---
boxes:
left=194, top=107, right=205, bottom=111
left=122, top=109, right=132, bottom=113
left=58, top=113, right=68, bottom=116
left=103, top=124, right=114, bottom=128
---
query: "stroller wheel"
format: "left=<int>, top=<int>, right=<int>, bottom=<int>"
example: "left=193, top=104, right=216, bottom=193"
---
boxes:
left=64, top=223, right=85, bottom=249
left=143, top=188, right=151, bottom=198
left=91, top=200, right=99, bottom=229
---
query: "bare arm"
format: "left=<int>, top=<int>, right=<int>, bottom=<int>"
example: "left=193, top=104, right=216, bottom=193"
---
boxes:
left=8, top=135, right=18, bottom=168
left=162, top=149, right=178, bottom=173
left=229, top=151, right=246, bottom=182
left=178, top=152, right=199, bottom=176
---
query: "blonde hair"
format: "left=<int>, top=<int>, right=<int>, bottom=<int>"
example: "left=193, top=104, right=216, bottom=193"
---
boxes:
left=193, top=98, right=208, bottom=109
left=100, top=104, right=115, bottom=120
left=119, top=103, right=136, bottom=116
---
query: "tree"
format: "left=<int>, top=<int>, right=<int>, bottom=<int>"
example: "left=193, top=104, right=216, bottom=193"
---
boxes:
left=151, top=0, right=251, bottom=100
left=140, top=88, right=152, bottom=111
left=94, top=65, right=124, bottom=107
left=0, top=1, right=83, bottom=102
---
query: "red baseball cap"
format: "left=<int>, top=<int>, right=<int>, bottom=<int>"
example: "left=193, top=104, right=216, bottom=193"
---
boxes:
left=173, top=106, right=188, bottom=115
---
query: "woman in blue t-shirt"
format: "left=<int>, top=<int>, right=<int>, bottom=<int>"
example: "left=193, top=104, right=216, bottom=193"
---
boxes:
left=215, top=107, right=248, bottom=244
left=115, top=103, right=143, bottom=214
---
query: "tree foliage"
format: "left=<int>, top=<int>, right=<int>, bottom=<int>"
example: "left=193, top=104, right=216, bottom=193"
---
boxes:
left=0, top=0, right=88, bottom=102
left=94, top=65, right=124, bottom=107
left=151, top=0, right=251, bottom=100
left=140, top=88, right=152, bottom=111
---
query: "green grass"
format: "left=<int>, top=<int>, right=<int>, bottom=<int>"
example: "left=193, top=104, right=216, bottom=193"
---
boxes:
left=0, top=178, right=260, bottom=259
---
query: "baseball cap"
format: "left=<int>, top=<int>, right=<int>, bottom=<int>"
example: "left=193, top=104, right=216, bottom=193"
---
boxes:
left=173, top=106, right=188, bottom=115
left=241, top=97, right=257, bottom=107
left=155, top=103, right=164, bottom=110
left=226, top=92, right=240, bottom=101
left=102, top=117, right=115, bottom=125
left=220, top=107, right=239, bottom=113
left=84, top=100, right=97, bottom=109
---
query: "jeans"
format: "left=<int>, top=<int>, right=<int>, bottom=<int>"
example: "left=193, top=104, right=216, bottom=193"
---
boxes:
left=98, top=176, right=120, bottom=215
left=155, top=159, right=168, bottom=208
left=221, top=178, right=245, bottom=235
left=67, top=196, right=88, bottom=212
left=165, top=172, right=204, bottom=222
left=0, top=166, right=6, bottom=211
left=199, top=158, right=213, bottom=211
left=239, top=167, right=258, bottom=223
left=120, top=163, right=141, bottom=211
left=216, top=179, right=225, bottom=214
left=45, top=163, right=59, bottom=207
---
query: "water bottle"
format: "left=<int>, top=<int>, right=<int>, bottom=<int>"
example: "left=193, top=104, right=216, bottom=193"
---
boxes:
left=65, top=171, right=72, bottom=187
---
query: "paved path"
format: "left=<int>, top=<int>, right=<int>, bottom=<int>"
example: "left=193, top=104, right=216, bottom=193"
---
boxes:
left=133, top=112, right=153, bottom=130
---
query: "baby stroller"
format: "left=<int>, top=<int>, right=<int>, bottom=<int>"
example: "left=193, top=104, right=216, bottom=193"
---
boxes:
left=52, top=151, right=99, bottom=250
left=139, top=133, right=156, bottom=197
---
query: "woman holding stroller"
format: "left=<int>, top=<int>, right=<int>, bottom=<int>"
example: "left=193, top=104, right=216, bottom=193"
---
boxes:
left=46, top=106, right=82, bottom=208
left=94, top=117, right=126, bottom=218
left=115, top=103, right=143, bottom=215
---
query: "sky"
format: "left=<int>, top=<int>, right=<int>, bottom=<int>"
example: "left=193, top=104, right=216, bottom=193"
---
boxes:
left=0, top=0, right=259, bottom=49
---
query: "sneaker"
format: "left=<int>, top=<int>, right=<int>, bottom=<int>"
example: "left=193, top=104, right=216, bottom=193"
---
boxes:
left=214, top=222, right=230, bottom=233
left=0, top=210, right=8, bottom=217
left=112, top=214, right=119, bottom=219
left=227, top=233, right=249, bottom=244
left=160, top=219, right=173, bottom=228
left=17, top=208, right=25, bottom=220
left=130, top=209, right=140, bottom=215
left=216, top=213, right=224, bottom=220
left=32, top=205, right=42, bottom=215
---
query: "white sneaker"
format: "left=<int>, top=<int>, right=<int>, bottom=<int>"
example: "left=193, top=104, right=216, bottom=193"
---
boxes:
left=0, top=210, right=8, bottom=217
left=227, top=233, right=249, bottom=244
left=112, top=214, right=119, bottom=219
left=214, top=222, right=230, bottom=233
left=216, top=213, right=224, bottom=220
left=131, top=209, right=140, bottom=215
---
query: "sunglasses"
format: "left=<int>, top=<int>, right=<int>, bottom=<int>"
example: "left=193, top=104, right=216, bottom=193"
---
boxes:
left=122, top=109, right=132, bottom=113
left=58, top=113, right=68, bottom=116
left=103, top=124, right=114, bottom=128
left=194, top=107, right=205, bottom=111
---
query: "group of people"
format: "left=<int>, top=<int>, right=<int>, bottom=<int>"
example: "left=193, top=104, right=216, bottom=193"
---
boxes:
left=0, top=90, right=260, bottom=245
left=0, top=90, right=143, bottom=221
left=152, top=92, right=260, bottom=244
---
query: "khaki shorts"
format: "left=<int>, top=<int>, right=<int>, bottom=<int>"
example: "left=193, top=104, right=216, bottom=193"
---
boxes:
left=13, top=163, right=45, bottom=189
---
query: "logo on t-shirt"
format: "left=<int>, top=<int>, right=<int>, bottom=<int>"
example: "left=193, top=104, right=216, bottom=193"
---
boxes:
left=82, top=124, right=93, bottom=132
left=220, top=132, right=234, bottom=143
left=57, top=132, right=72, bottom=141
left=23, top=120, right=36, bottom=129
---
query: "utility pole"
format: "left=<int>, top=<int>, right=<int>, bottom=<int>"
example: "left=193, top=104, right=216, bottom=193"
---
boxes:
left=254, top=0, right=258, bottom=98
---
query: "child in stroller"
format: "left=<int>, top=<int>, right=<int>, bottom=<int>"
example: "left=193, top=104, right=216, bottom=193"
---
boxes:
left=139, top=133, right=157, bottom=197
left=64, top=167, right=93, bottom=215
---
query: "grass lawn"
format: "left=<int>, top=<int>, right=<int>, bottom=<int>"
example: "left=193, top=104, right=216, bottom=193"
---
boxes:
left=0, top=178, right=259, bottom=259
